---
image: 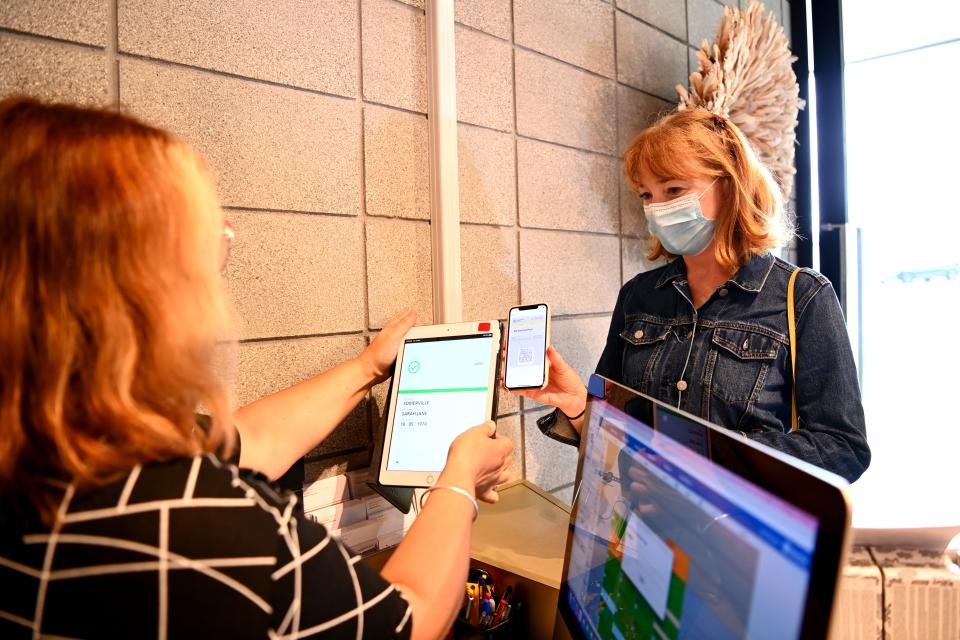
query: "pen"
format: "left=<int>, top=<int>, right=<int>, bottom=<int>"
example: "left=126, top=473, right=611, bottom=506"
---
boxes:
left=463, top=595, right=474, bottom=622
left=491, top=586, right=512, bottom=626
left=470, top=592, right=481, bottom=625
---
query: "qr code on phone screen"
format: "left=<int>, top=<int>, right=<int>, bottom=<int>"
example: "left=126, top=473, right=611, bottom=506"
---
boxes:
left=518, top=348, right=533, bottom=364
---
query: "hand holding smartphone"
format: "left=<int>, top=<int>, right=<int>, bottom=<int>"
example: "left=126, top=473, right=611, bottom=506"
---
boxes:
left=504, top=303, right=551, bottom=390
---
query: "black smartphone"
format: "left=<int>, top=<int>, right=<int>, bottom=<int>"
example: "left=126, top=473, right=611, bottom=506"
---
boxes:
left=504, top=303, right=551, bottom=390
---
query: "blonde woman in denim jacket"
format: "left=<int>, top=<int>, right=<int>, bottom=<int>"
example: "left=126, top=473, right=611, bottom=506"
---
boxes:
left=511, top=109, right=870, bottom=483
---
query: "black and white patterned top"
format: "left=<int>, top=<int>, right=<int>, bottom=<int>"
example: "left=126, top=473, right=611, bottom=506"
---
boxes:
left=0, top=454, right=412, bottom=639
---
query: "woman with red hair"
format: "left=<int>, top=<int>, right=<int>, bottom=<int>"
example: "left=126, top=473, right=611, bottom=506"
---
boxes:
left=515, top=109, right=870, bottom=483
left=0, top=97, right=512, bottom=639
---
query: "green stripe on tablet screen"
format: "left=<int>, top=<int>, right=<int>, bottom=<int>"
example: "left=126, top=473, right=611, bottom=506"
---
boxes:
left=397, top=387, right=488, bottom=394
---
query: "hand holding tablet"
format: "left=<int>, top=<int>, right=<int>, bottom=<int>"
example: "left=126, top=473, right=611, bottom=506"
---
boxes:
left=359, top=308, right=419, bottom=384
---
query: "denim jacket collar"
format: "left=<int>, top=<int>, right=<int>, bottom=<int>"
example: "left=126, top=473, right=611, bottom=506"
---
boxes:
left=728, top=253, right=776, bottom=292
left=654, top=257, right=687, bottom=289
left=654, top=252, right=776, bottom=293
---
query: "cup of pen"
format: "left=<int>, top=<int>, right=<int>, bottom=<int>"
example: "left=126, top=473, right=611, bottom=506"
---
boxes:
left=454, top=568, right=517, bottom=639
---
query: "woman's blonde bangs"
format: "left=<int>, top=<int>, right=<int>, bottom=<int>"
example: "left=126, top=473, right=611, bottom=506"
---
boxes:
left=624, top=124, right=713, bottom=192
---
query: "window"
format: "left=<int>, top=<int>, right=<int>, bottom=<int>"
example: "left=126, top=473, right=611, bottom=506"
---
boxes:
left=811, top=0, right=960, bottom=528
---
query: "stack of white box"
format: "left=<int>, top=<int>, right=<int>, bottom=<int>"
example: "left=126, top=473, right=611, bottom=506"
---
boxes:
left=871, top=546, right=960, bottom=639
left=829, top=544, right=960, bottom=639
left=830, top=546, right=883, bottom=640
left=302, top=468, right=417, bottom=554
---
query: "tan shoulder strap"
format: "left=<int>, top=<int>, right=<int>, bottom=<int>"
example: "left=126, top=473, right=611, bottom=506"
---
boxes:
left=788, top=268, right=800, bottom=432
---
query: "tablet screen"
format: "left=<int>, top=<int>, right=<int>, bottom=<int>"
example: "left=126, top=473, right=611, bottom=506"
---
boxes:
left=385, top=332, right=495, bottom=472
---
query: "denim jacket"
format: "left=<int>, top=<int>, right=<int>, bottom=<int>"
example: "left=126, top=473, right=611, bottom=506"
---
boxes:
left=543, top=252, right=870, bottom=482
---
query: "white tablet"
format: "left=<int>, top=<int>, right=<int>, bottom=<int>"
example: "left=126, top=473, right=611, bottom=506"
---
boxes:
left=378, top=321, right=502, bottom=488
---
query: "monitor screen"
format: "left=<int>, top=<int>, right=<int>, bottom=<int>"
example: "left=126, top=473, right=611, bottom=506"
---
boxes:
left=563, top=399, right=820, bottom=640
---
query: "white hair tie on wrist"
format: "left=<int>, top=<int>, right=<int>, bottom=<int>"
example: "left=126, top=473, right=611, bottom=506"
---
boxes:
left=419, top=484, right=480, bottom=521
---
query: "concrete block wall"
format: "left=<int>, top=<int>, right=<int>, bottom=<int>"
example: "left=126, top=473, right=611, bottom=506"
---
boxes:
left=455, top=0, right=791, bottom=505
left=1, top=0, right=792, bottom=497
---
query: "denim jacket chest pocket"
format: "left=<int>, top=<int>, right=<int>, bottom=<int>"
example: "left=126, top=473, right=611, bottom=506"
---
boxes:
left=705, top=326, right=784, bottom=428
left=619, top=319, right=672, bottom=394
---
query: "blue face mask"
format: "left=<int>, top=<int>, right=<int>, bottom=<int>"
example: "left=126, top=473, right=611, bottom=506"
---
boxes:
left=643, top=179, right=718, bottom=256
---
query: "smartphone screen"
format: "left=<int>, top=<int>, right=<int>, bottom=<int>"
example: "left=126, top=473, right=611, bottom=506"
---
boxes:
left=505, top=304, right=549, bottom=389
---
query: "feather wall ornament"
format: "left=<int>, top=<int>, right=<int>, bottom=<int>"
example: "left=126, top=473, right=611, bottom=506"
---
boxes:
left=676, top=0, right=803, bottom=198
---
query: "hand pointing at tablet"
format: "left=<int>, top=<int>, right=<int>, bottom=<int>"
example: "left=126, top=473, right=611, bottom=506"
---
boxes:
left=445, top=420, right=514, bottom=504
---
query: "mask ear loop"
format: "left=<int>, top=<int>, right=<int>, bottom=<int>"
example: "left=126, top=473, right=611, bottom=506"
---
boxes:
left=699, top=177, right=719, bottom=199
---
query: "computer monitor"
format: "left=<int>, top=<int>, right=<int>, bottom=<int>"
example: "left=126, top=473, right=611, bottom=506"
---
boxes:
left=556, top=375, right=851, bottom=640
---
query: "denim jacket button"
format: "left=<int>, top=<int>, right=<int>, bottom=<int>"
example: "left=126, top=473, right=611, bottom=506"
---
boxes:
left=676, top=380, right=688, bottom=391
left=634, top=329, right=644, bottom=340
left=742, top=339, right=749, bottom=350
left=718, top=288, right=728, bottom=297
